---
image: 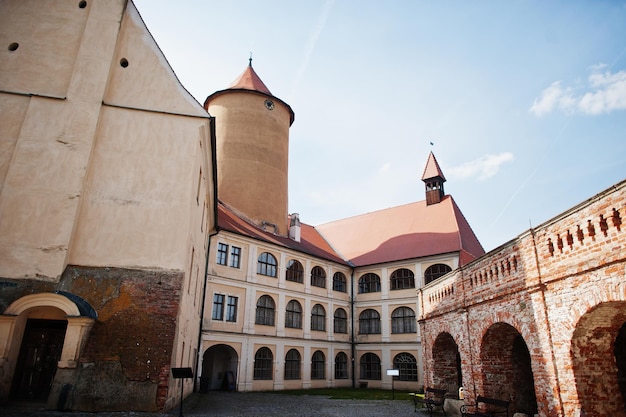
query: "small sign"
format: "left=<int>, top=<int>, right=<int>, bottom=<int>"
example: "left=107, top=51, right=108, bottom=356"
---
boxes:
left=386, top=369, right=399, bottom=376
left=172, top=367, right=193, bottom=379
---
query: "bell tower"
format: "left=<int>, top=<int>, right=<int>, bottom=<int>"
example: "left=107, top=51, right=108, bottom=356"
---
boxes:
left=421, top=151, right=446, bottom=205
left=204, top=60, right=295, bottom=235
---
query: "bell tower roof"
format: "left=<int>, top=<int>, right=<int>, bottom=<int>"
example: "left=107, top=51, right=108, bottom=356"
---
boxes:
left=421, top=151, right=446, bottom=182
left=228, top=58, right=272, bottom=95
left=422, top=152, right=446, bottom=206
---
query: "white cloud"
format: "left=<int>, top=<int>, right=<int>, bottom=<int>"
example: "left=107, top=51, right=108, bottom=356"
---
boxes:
left=530, top=68, right=626, bottom=116
left=448, top=152, right=514, bottom=181
left=378, top=162, right=391, bottom=174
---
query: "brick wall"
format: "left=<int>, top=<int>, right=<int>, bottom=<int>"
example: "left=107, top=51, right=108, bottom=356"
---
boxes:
left=0, top=265, right=183, bottom=411
left=420, top=180, right=626, bottom=417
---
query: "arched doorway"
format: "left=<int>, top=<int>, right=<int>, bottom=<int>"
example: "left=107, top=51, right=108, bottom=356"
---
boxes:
left=480, top=322, right=537, bottom=415
left=431, top=332, right=461, bottom=392
left=572, top=301, right=626, bottom=416
left=201, top=344, right=238, bottom=392
left=0, top=292, right=96, bottom=406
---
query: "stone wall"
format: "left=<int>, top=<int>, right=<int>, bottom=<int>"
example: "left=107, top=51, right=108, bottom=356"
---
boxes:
left=420, top=179, right=626, bottom=417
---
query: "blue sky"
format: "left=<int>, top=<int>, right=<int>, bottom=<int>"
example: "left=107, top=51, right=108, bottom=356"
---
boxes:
left=134, top=0, right=626, bottom=252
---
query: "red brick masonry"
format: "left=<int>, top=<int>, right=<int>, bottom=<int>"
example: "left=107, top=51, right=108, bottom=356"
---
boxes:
left=420, top=180, right=626, bottom=417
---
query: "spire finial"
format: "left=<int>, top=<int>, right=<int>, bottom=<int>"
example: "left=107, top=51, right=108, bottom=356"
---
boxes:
left=249, top=52, right=253, bottom=67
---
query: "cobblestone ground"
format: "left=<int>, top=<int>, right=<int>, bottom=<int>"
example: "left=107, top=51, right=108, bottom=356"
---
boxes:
left=3, top=392, right=440, bottom=417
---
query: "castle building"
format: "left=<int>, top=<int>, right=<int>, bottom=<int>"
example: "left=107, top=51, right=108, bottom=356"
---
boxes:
left=1, top=2, right=624, bottom=416
left=199, top=62, right=484, bottom=393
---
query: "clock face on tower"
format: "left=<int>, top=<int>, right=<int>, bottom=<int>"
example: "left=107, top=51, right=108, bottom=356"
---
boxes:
left=264, top=99, right=274, bottom=110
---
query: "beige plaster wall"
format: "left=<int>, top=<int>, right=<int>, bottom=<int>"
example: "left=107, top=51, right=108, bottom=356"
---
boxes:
left=0, top=0, right=214, bottom=279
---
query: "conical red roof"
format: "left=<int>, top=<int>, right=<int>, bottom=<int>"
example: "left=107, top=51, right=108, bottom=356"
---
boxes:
left=228, top=60, right=272, bottom=95
left=421, top=151, right=446, bottom=181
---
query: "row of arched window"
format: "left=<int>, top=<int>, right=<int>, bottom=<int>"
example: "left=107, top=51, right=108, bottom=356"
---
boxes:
left=253, top=348, right=418, bottom=381
left=358, top=265, right=452, bottom=293
left=255, top=295, right=416, bottom=334
left=257, top=252, right=452, bottom=290
left=260, top=254, right=347, bottom=291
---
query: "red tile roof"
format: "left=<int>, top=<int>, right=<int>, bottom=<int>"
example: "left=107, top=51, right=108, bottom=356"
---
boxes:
left=422, top=151, right=446, bottom=181
left=228, top=62, right=272, bottom=95
left=203, top=61, right=295, bottom=126
left=316, top=196, right=484, bottom=267
left=217, top=202, right=347, bottom=265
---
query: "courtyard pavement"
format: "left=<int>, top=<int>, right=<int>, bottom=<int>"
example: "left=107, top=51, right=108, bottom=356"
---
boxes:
left=3, top=391, right=440, bottom=417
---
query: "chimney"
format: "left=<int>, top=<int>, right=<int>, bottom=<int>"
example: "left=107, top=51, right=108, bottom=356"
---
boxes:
left=289, top=213, right=301, bottom=242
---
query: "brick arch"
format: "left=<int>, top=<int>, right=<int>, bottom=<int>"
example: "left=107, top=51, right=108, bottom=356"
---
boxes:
left=479, top=322, right=538, bottom=415
left=431, top=331, right=461, bottom=392
left=567, top=279, right=626, bottom=337
left=472, top=307, right=542, bottom=362
left=571, top=301, right=626, bottom=417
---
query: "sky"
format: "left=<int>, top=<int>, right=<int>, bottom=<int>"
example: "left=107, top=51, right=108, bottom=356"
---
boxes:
left=133, top=0, right=626, bottom=253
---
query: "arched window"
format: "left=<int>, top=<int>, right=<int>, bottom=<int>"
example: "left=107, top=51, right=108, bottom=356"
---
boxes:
left=358, top=309, right=381, bottom=334
left=311, top=266, right=326, bottom=288
left=390, top=268, right=415, bottom=290
left=393, top=352, right=418, bottom=381
left=284, top=349, right=301, bottom=380
left=334, top=308, right=347, bottom=334
left=257, top=252, right=277, bottom=277
left=311, top=350, right=325, bottom=379
left=311, top=304, right=326, bottom=331
left=332, top=272, right=347, bottom=292
left=391, top=306, right=416, bottom=333
left=360, top=353, right=381, bottom=380
left=286, top=259, right=304, bottom=283
left=285, top=300, right=302, bottom=329
left=255, top=295, right=275, bottom=326
left=358, top=273, right=381, bottom=293
left=335, top=352, right=349, bottom=379
left=424, top=263, right=452, bottom=284
left=253, top=347, right=273, bottom=380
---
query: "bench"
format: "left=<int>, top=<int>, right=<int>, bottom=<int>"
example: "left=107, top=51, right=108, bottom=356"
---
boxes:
left=412, top=387, right=447, bottom=416
left=460, top=395, right=510, bottom=417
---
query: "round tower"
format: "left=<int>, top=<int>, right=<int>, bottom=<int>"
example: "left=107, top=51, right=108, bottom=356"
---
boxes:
left=204, top=60, right=295, bottom=235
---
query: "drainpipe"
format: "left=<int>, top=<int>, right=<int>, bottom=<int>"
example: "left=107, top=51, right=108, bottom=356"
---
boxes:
left=195, top=116, right=219, bottom=392
left=350, top=266, right=356, bottom=387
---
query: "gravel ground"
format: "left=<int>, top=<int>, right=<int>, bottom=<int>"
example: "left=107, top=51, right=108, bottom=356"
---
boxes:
left=3, top=392, right=438, bottom=417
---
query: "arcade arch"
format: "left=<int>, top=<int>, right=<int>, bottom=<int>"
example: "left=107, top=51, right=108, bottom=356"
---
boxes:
left=431, top=332, right=461, bottom=392
left=571, top=301, right=626, bottom=416
left=480, top=322, right=537, bottom=415
left=201, top=344, right=239, bottom=391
